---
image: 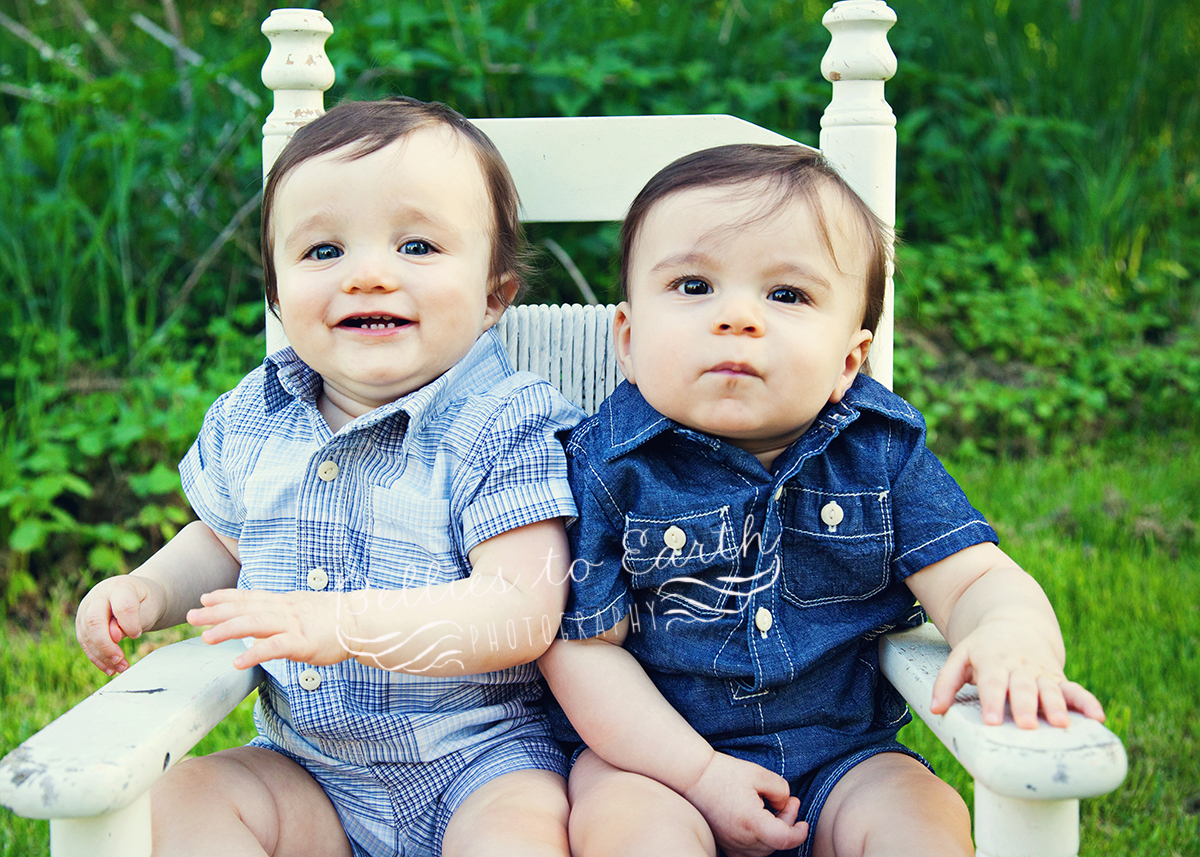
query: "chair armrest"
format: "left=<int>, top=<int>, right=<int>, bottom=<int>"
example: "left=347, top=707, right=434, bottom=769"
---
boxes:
left=879, top=622, right=1127, bottom=800
left=0, top=638, right=263, bottom=819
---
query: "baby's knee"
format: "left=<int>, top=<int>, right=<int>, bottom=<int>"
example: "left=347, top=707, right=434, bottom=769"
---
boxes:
left=816, top=753, right=972, bottom=857
left=442, top=769, right=569, bottom=857
left=566, top=755, right=714, bottom=857
left=152, top=753, right=233, bottom=810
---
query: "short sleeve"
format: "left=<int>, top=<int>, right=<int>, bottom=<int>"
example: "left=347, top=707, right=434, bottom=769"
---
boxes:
left=558, top=443, right=630, bottom=640
left=458, top=380, right=582, bottom=551
left=887, top=422, right=998, bottom=579
left=179, top=389, right=244, bottom=541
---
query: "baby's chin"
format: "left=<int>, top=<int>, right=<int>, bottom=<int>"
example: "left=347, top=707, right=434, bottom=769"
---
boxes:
left=647, top=397, right=813, bottom=450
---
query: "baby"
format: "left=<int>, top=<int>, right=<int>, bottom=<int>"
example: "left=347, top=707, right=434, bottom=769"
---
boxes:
left=540, top=143, right=1106, bottom=857
left=76, top=97, right=580, bottom=857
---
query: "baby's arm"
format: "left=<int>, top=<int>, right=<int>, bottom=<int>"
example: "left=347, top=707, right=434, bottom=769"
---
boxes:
left=76, top=520, right=241, bottom=675
left=540, top=622, right=807, bottom=857
left=907, top=541, right=1106, bottom=729
left=189, top=517, right=571, bottom=675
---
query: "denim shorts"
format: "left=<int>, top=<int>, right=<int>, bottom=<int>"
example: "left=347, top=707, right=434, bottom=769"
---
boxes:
left=252, top=694, right=568, bottom=857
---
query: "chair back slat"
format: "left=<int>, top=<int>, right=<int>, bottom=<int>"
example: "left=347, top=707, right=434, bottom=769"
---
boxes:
left=497, top=304, right=622, bottom=415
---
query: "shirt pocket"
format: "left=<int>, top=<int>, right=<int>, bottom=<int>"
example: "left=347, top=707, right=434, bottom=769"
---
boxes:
left=367, top=482, right=462, bottom=589
left=779, top=487, right=892, bottom=607
left=622, top=507, right=742, bottom=621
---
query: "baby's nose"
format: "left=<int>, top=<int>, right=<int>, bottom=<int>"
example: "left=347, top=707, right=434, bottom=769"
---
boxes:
left=714, top=296, right=763, bottom=335
left=344, top=252, right=401, bottom=292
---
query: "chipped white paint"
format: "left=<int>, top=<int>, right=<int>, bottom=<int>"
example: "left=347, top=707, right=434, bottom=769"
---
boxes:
left=260, top=8, right=334, bottom=179
left=0, top=638, right=261, bottom=856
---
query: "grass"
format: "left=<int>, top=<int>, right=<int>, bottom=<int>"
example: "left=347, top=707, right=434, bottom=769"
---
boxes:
left=2, top=433, right=1198, bottom=855
left=900, top=431, right=1200, bottom=855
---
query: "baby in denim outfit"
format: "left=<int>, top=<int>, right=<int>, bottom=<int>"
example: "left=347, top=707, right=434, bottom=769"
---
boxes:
left=77, top=98, right=580, bottom=857
left=540, top=144, right=1107, bottom=857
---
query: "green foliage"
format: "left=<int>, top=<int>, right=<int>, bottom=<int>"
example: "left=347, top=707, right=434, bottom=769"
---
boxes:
left=894, top=237, right=1200, bottom=456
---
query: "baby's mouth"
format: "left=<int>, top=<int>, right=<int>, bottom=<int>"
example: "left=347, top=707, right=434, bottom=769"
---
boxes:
left=709, top=361, right=760, bottom=378
left=339, top=314, right=409, bottom=330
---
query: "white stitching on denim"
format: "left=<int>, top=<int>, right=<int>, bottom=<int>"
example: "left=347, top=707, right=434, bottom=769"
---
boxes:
left=895, top=520, right=992, bottom=563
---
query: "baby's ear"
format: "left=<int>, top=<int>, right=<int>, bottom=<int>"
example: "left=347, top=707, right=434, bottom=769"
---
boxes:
left=482, top=275, right=519, bottom=331
left=829, top=328, right=872, bottom=403
left=612, top=301, right=637, bottom=386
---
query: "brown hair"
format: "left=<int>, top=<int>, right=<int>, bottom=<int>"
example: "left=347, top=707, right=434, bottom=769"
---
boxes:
left=260, top=96, right=529, bottom=314
left=619, top=143, right=890, bottom=338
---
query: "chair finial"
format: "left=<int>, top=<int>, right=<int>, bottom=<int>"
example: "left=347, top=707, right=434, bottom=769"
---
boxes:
left=260, top=8, right=335, bottom=179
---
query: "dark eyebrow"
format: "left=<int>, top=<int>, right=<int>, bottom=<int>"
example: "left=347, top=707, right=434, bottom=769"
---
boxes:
left=650, top=252, right=833, bottom=293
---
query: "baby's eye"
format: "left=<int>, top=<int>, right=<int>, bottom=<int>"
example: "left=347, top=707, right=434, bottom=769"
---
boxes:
left=306, top=244, right=342, bottom=261
left=674, top=278, right=712, bottom=296
left=768, top=287, right=806, bottom=304
left=400, top=239, right=433, bottom=256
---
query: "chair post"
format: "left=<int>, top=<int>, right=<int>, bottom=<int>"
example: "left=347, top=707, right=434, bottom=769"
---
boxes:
left=260, top=8, right=335, bottom=354
left=48, top=792, right=151, bottom=857
left=819, top=0, right=898, bottom=389
left=974, top=784, right=1080, bottom=857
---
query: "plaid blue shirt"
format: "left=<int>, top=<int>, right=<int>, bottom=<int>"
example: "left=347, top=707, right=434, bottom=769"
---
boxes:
left=180, top=328, right=582, bottom=765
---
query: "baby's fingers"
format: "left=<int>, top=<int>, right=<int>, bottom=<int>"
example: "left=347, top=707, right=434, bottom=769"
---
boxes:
left=750, top=771, right=808, bottom=851
left=1061, top=680, right=1106, bottom=723
left=77, top=599, right=128, bottom=674
left=753, top=813, right=808, bottom=853
left=1005, top=671, right=1043, bottom=729
left=930, top=644, right=972, bottom=715
left=974, top=664, right=1019, bottom=726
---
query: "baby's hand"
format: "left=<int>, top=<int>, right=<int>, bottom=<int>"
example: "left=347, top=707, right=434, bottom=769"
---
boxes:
left=931, top=620, right=1106, bottom=729
left=188, top=589, right=356, bottom=670
left=76, top=574, right=167, bottom=675
left=683, top=751, right=808, bottom=857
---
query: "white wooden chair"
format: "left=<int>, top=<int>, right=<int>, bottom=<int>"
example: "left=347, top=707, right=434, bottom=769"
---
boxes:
left=0, top=5, right=1126, bottom=857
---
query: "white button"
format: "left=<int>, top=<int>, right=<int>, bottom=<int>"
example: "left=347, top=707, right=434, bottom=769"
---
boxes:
left=306, top=567, right=329, bottom=590
left=317, top=460, right=339, bottom=482
left=773, top=486, right=785, bottom=503
left=755, top=607, right=773, bottom=637
left=820, top=501, right=845, bottom=531
left=299, top=668, right=321, bottom=691
left=663, top=525, right=687, bottom=552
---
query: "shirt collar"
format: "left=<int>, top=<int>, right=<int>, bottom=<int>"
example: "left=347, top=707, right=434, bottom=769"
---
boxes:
left=597, top=372, right=922, bottom=464
left=261, top=328, right=514, bottom=435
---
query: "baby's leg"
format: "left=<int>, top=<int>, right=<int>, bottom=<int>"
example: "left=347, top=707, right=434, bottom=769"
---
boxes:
left=812, top=752, right=972, bottom=857
left=563, top=749, right=716, bottom=857
left=150, top=745, right=351, bottom=857
left=441, top=768, right=569, bottom=857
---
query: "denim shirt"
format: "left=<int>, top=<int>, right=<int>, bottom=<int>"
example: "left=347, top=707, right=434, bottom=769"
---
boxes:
left=557, top=375, right=997, bottom=780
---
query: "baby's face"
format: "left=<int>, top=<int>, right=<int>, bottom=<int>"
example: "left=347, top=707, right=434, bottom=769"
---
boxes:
left=271, top=126, right=506, bottom=417
left=616, top=181, right=873, bottom=467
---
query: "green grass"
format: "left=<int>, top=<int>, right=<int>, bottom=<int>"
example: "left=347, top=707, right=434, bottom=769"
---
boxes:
left=901, top=431, right=1200, bottom=856
left=2, top=434, right=1198, bottom=855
